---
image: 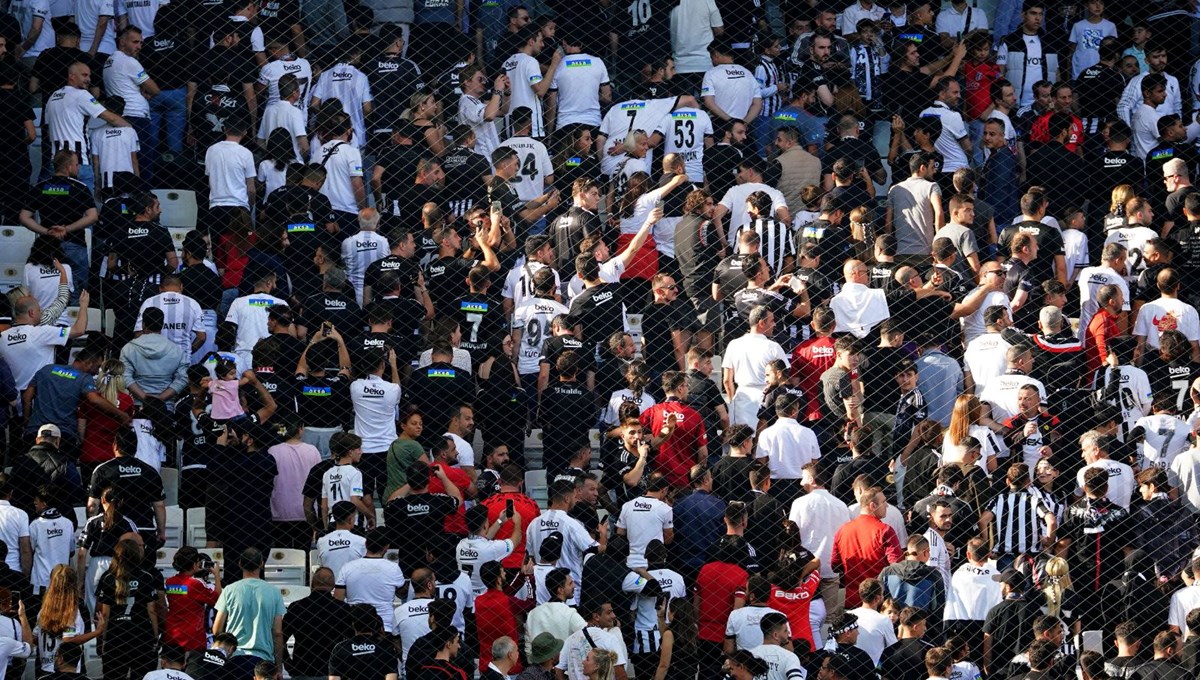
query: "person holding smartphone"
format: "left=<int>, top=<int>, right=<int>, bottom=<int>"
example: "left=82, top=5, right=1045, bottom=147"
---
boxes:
left=456, top=505, right=524, bottom=596
left=480, top=464, right=542, bottom=571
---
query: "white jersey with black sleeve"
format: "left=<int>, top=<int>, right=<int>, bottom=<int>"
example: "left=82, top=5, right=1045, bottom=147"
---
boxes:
left=44, top=86, right=108, bottom=166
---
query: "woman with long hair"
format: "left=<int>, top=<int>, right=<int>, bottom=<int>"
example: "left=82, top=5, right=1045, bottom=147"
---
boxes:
left=400, top=91, right=447, bottom=156
left=257, top=128, right=297, bottom=199
left=553, top=125, right=602, bottom=199
left=614, top=169, right=689, bottom=282
left=35, top=565, right=99, bottom=675
left=75, top=488, right=140, bottom=616
left=267, top=416, right=322, bottom=549
left=1105, top=184, right=1137, bottom=231
left=602, top=360, right=656, bottom=431
left=898, top=420, right=946, bottom=507
left=78, top=359, right=135, bottom=482
left=1040, top=557, right=1080, bottom=661
left=583, top=648, right=617, bottom=680
left=22, top=236, right=72, bottom=324
left=131, top=397, right=174, bottom=471
left=474, top=333, right=527, bottom=468
left=95, top=539, right=157, bottom=680
left=942, top=394, right=1003, bottom=474
left=766, top=553, right=821, bottom=654
left=653, top=598, right=698, bottom=680
left=386, top=406, right=427, bottom=501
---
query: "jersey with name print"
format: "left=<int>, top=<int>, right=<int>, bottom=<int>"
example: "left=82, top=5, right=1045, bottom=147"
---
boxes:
left=597, top=97, right=677, bottom=176
left=259, top=56, right=313, bottom=115
left=456, top=534, right=514, bottom=594
left=512, top=296, right=569, bottom=375
left=136, top=292, right=205, bottom=357
left=654, top=107, right=714, bottom=181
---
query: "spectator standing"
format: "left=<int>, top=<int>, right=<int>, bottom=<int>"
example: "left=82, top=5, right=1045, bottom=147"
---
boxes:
left=213, top=548, right=286, bottom=667
left=102, top=26, right=158, bottom=177
left=830, top=486, right=902, bottom=609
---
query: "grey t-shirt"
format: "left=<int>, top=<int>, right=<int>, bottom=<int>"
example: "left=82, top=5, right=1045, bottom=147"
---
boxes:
left=934, top=221, right=980, bottom=259
left=820, top=365, right=854, bottom=419
left=888, top=177, right=942, bottom=256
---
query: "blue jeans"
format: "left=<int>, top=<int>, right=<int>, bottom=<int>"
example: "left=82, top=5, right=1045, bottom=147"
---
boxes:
left=968, top=119, right=985, bottom=167
left=61, top=240, right=89, bottom=302
left=149, top=87, right=186, bottom=155
left=127, top=115, right=153, bottom=183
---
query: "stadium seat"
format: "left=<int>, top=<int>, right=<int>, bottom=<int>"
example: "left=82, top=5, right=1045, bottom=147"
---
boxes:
left=384, top=549, right=399, bottom=564
left=186, top=507, right=206, bottom=547
left=0, top=265, right=21, bottom=290
left=164, top=506, right=184, bottom=548
left=162, top=468, right=179, bottom=507
left=152, top=189, right=198, bottom=228
left=64, top=307, right=104, bottom=333
left=168, top=227, right=193, bottom=253
left=277, top=584, right=310, bottom=606
left=0, top=226, right=35, bottom=266
left=309, top=549, right=319, bottom=575
left=524, top=469, right=547, bottom=507
left=73, top=506, right=87, bottom=528
left=156, top=547, right=178, bottom=572
left=263, top=548, right=307, bottom=586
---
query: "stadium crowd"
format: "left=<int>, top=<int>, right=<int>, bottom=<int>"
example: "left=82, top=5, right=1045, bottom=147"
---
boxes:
left=6, top=0, right=1200, bottom=679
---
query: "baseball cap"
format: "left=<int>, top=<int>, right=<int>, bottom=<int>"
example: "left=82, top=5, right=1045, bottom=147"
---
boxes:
left=37, top=424, right=61, bottom=439
left=527, top=632, right=564, bottom=664
left=992, top=568, right=1030, bottom=591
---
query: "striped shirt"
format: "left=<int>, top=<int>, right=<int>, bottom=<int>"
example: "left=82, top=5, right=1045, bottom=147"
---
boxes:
left=754, top=55, right=786, bottom=121
left=735, top=217, right=797, bottom=276
left=924, top=528, right=952, bottom=590
left=44, top=86, right=107, bottom=166
left=988, top=489, right=1052, bottom=555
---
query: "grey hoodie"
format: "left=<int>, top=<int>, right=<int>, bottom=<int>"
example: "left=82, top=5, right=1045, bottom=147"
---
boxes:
left=120, top=332, right=188, bottom=400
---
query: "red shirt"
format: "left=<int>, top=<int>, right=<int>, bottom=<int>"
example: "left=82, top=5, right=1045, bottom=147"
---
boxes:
left=830, top=515, right=902, bottom=609
left=695, top=561, right=747, bottom=642
left=963, top=61, right=1002, bottom=120
left=78, top=392, right=134, bottom=464
left=767, top=572, right=821, bottom=651
left=474, top=589, right=528, bottom=674
left=162, top=573, right=220, bottom=650
left=216, top=232, right=256, bottom=290
left=1085, top=309, right=1118, bottom=374
left=429, top=462, right=470, bottom=535
left=791, top=337, right=836, bottom=421
left=640, top=399, right=708, bottom=487
left=481, top=491, right=541, bottom=568
left=1030, top=111, right=1085, bottom=152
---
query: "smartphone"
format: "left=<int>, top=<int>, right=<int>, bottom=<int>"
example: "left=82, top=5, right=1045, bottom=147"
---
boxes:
left=654, top=200, right=665, bottom=210
left=506, top=498, right=515, bottom=516
left=491, top=199, right=502, bottom=212
left=322, top=322, right=332, bottom=337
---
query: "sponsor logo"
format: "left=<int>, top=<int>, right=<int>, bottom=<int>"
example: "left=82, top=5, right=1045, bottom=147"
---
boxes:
left=249, top=298, right=277, bottom=308
left=459, top=546, right=480, bottom=559
left=329, top=538, right=352, bottom=547
left=672, top=111, right=696, bottom=119
left=324, top=298, right=347, bottom=308
left=566, top=156, right=582, bottom=167
left=46, top=527, right=64, bottom=538
left=118, top=464, right=141, bottom=475
left=302, top=386, right=332, bottom=397
left=331, top=71, right=353, bottom=82
left=50, top=368, right=77, bottom=380
left=105, top=127, right=125, bottom=138
left=363, top=386, right=387, bottom=396
left=620, top=102, right=646, bottom=110
left=351, top=642, right=376, bottom=653
left=427, top=368, right=457, bottom=379
left=42, top=185, right=70, bottom=196
left=165, top=584, right=189, bottom=595
left=1151, top=148, right=1176, bottom=161
left=287, top=222, right=316, bottom=233
left=592, top=290, right=614, bottom=303
left=460, top=300, right=489, bottom=313
left=566, top=58, right=592, bottom=68
left=283, top=63, right=302, bottom=72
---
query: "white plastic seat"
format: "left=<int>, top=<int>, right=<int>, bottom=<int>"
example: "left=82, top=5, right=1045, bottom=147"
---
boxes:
left=155, top=546, right=178, bottom=572
left=277, top=584, right=310, bottom=606
left=0, top=227, right=35, bottom=266
left=161, top=468, right=179, bottom=507
left=263, top=548, right=307, bottom=586
left=185, top=507, right=206, bottom=547
left=152, top=190, right=198, bottom=228
left=164, top=505, right=183, bottom=548
left=73, top=506, right=86, bottom=527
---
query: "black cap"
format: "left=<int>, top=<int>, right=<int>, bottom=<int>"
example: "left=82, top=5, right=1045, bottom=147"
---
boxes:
left=992, top=568, right=1030, bottom=591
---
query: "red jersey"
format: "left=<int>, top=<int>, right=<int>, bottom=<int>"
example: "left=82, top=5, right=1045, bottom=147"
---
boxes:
left=963, top=61, right=1002, bottom=120
left=1030, top=111, right=1085, bottom=152
left=481, top=491, right=541, bottom=568
left=791, top=336, right=836, bottom=421
left=1086, top=309, right=1118, bottom=374
left=695, top=561, right=747, bottom=642
left=162, top=573, right=220, bottom=651
left=830, top=515, right=902, bottom=609
left=430, top=462, right=470, bottom=535
left=474, top=589, right=527, bottom=674
left=766, top=571, right=821, bottom=650
left=640, top=399, right=708, bottom=487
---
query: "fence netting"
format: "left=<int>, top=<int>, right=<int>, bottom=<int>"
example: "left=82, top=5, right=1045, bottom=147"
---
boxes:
left=2, top=0, right=1200, bottom=679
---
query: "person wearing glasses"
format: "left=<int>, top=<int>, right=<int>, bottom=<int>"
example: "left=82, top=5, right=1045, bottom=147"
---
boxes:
left=961, top=263, right=1013, bottom=345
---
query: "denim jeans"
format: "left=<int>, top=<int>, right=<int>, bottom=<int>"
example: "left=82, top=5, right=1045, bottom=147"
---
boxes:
left=127, top=115, right=153, bottom=183
left=149, top=87, right=187, bottom=155
left=61, top=240, right=88, bottom=302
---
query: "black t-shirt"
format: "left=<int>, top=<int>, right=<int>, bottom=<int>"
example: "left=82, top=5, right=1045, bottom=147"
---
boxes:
left=425, top=256, right=475, bottom=313
left=191, top=46, right=257, bottom=138
left=140, top=33, right=193, bottom=91
left=205, top=447, right=278, bottom=549
left=375, top=144, right=423, bottom=206
left=114, top=219, right=175, bottom=278
left=674, top=214, right=722, bottom=302
left=731, top=287, right=795, bottom=346
left=24, top=176, right=94, bottom=246
left=998, top=220, right=1064, bottom=286
left=539, top=335, right=588, bottom=382
left=374, top=295, right=427, bottom=365
left=756, top=384, right=805, bottom=429
left=822, top=136, right=885, bottom=183
left=453, top=291, right=506, bottom=362
left=1146, top=144, right=1200, bottom=209
left=367, top=52, right=425, bottom=123
left=882, top=67, right=934, bottom=128
left=1088, top=148, right=1145, bottom=206
left=552, top=206, right=603, bottom=278
left=540, top=382, right=595, bottom=473
left=878, top=638, right=934, bottom=680
left=256, top=0, right=301, bottom=44
left=797, top=218, right=853, bottom=281
left=264, top=185, right=338, bottom=271
left=704, top=144, right=745, bottom=199
left=1076, top=63, right=1125, bottom=121
left=383, top=491, right=460, bottom=561
left=610, top=0, right=674, bottom=72
left=96, top=567, right=159, bottom=635
left=792, top=60, right=833, bottom=118
left=1141, top=355, right=1200, bottom=411
left=179, top=263, right=224, bottom=311
left=686, top=368, right=726, bottom=443
left=441, top=146, right=491, bottom=214
left=88, top=457, right=165, bottom=531
left=294, top=374, right=353, bottom=429
left=352, top=331, right=395, bottom=374
left=32, top=47, right=98, bottom=96
left=639, top=300, right=694, bottom=374
left=567, top=283, right=625, bottom=346
left=329, top=634, right=399, bottom=680
left=186, top=649, right=231, bottom=680
left=0, top=88, right=32, bottom=158
left=713, top=254, right=752, bottom=301
left=860, top=346, right=907, bottom=413
left=406, top=362, right=477, bottom=423
left=364, top=254, right=421, bottom=295
left=487, top=176, right=526, bottom=235
left=302, top=290, right=363, bottom=338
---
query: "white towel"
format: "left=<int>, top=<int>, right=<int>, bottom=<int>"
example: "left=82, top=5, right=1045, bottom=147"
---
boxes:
left=831, top=282, right=890, bottom=338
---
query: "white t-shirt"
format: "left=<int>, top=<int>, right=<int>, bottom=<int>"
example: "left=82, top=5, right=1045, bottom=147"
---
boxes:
left=258, top=160, right=287, bottom=198
left=350, top=375, right=401, bottom=453
left=458, top=94, right=501, bottom=159
left=225, top=293, right=285, bottom=354
left=963, top=332, right=1010, bottom=395
left=503, top=260, right=562, bottom=311
left=565, top=258, right=624, bottom=300
left=1063, top=228, right=1088, bottom=282
left=257, top=99, right=308, bottom=161
left=551, top=53, right=610, bottom=129
left=1077, top=265, right=1130, bottom=342
left=725, top=605, right=785, bottom=651
left=394, top=597, right=432, bottom=662
left=1076, top=458, right=1136, bottom=509
left=0, top=325, right=69, bottom=390
left=670, top=0, right=723, bottom=73
left=602, top=389, right=656, bottom=424
left=433, top=572, right=475, bottom=630
left=310, top=63, right=373, bottom=147
left=1094, top=365, right=1154, bottom=432
left=558, top=626, right=628, bottom=680
left=512, top=296, right=569, bottom=375
left=961, top=290, right=1012, bottom=345
left=316, top=528, right=367, bottom=579
left=259, top=57, right=313, bottom=115
left=701, top=64, right=761, bottom=121
left=102, top=50, right=150, bottom=118
left=22, top=263, right=71, bottom=326
left=44, top=86, right=107, bottom=165
left=0, top=503, right=29, bottom=572
left=205, top=140, right=256, bottom=209
left=341, top=230, right=389, bottom=301
left=498, top=136, right=552, bottom=200
left=720, top=183, right=788, bottom=246
left=525, top=508, right=597, bottom=582
left=919, top=101, right=970, bottom=172
left=934, top=3, right=988, bottom=38
left=322, top=463, right=365, bottom=511
left=336, top=556, right=408, bottom=632
left=750, top=644, right=806, bottom=680
left=979, top=373, right=1047, bottom=421
left=28, top=513, right=72, bottom=591
left=597, top=98, right=677, bottom=176
left=504, top=52, right=548, bottom=138
left=456, top=534, right=515, bottom=594
left=119, top=0, right=167, bottom=37
left=1069, top=18, right=1118, bottom=78
left=76, top=0, right=116, bottom=54
left=135, top=291, right=205, bottom=357
left=1133, top=413, right=1191, bottom=471
left=1134, top=297, right=1200, bottom=349
left=89, top=124, right=139, bottom=188
left=1104, top=225, right=1158, bottom=283
left=11, top=0, right=54, bottom=58
left=446, top=432, right=475, bottom=469
left=723, top=331, right=787, bottom=387
left=1170, top=584, right=1200, bottom=639
left=848, top=606, right=896, bottom=665
left=318, top=140, right=365, bottom=214
left=616, top=495, right=673, bottom=568
left=654, top=107, right=714, bottom=182
left=1131, top=103, right=1163, bottom=158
